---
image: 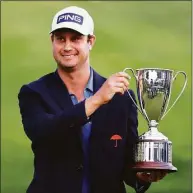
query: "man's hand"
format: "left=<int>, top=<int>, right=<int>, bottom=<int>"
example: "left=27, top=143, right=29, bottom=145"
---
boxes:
left=94, top=72, right=130, bottom=105
left=136, top=171, right=167, bottom=182
left=85, top=72, right=130, bottom=117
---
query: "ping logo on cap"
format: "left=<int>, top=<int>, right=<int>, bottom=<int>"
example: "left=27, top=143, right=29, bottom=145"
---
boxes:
left=57, top=13, right=83, bottom=25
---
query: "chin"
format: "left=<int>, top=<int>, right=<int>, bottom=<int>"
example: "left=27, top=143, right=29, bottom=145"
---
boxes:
left=64, top=63, right=76, bottom=67
left=59, top=63, right=77, bottom=71
left=62, top=60, right=77, bottom=67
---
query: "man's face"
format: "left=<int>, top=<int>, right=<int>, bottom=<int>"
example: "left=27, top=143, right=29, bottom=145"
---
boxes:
left=51, top=29, right=95, bottom=71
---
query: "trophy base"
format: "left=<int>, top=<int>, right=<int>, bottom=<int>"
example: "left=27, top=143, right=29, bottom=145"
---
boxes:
left=131, top=162, right=177, bottom=173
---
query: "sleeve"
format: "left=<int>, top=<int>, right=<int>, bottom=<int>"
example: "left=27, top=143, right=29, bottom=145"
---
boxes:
left=123, top=89, right=151, bottom=193
left=18, top=85, right=89, bottom=142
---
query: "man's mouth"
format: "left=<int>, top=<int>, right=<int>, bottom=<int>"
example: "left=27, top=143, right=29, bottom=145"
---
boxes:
left=62, top=54, right=76, bottom=59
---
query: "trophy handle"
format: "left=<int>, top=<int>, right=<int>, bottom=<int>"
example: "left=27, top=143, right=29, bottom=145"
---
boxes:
left=123, top=68, right=146, bottom=118
left=161, top=71, right=187, bottom=120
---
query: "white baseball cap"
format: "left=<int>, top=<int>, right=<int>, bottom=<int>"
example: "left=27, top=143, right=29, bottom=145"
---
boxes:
left=50, top=6, right=94, bottom=35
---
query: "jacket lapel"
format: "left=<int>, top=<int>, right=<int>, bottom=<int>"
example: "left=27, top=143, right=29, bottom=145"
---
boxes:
left=92, top=69, right=106, bottom=94
left=47, top=70, right=73, bottom=110
left=91, top=69, right=108, bottom=134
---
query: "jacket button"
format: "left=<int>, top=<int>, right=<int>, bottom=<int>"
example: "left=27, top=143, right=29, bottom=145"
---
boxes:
left=76, top=164, right=83, bottom=171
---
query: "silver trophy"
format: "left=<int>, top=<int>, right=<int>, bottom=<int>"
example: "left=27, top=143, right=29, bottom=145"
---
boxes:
left=124, top=68, right=187, bottom=172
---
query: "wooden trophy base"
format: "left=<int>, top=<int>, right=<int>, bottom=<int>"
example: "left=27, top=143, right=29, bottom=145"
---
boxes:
left=131, top=162, right=177, bottom=173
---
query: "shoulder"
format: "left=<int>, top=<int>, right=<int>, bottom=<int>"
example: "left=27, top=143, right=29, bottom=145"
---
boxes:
left=18, top=71, right=55, bottom=94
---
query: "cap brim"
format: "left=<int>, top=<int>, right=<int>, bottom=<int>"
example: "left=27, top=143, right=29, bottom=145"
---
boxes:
left=49, top=28, right=84, bottom=35
left=49, top=23, right=88, bottom=35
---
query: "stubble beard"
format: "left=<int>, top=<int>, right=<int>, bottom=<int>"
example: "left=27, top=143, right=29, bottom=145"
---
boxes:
left=57, top=62, right=77, bottom=73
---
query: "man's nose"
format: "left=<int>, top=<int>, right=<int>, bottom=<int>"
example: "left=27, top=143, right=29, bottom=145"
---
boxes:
left=63, top=40, right=72, bottom=51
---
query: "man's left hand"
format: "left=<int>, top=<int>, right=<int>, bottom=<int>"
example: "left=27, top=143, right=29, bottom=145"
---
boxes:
left=136, top=171, right=167, bottom=182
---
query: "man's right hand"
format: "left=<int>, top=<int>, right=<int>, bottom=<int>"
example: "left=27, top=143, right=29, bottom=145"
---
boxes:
left=85, top=72, right=130, bottom=117
left=94, top=72, right=130, bottom=105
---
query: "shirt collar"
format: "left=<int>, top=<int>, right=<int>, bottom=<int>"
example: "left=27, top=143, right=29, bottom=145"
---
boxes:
left=55, top=67, right=93, bottom=93
left=86, top=67, right=93, bottom=92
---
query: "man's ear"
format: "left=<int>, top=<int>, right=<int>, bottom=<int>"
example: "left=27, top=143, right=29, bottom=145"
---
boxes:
left=88, top=35, right=96, bottom=50
left=50, top=34, right=54, bottom=42
left=88, top=42, right=92, bottom=50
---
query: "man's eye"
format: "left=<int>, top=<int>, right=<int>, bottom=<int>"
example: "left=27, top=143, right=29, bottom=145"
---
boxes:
left=72, top=36, right=81, bottom=41
left=57, top=37, right=64, bottom=41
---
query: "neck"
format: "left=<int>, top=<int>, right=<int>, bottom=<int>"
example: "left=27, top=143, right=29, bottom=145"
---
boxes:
left=57, top=64, right=91, bottom=94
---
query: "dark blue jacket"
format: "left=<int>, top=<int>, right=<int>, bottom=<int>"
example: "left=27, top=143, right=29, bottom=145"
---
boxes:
left=18, top=69, right=150, bottom=193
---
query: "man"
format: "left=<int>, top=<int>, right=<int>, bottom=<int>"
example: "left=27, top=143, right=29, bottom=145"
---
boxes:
left=18, top=6, right=166, bottom=193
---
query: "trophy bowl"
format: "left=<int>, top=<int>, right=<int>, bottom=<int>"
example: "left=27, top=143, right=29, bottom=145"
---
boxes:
left=124, top=68, right=187, bottom=173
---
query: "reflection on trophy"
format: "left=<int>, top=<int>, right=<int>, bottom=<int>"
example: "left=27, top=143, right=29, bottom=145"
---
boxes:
left=124, top=68, right=187, bottom=172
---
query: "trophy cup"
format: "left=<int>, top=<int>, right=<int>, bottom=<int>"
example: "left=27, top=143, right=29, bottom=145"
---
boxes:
left=124, top=68, right=187, bottom=173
